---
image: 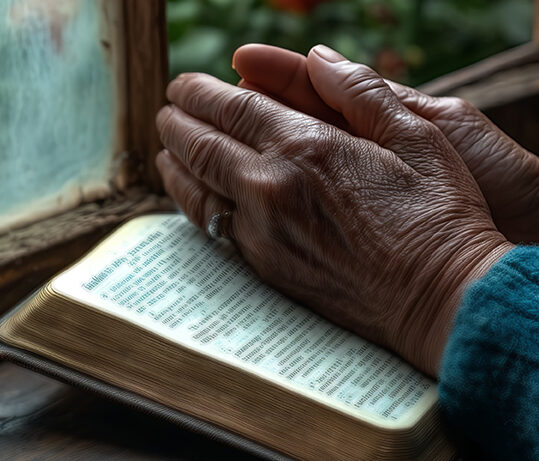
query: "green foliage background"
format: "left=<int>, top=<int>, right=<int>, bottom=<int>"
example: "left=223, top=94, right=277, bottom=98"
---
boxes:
left=167, top=0, right=533, bottom=86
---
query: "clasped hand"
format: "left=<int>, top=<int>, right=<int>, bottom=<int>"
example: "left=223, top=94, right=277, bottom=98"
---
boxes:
left=156, top=45, right=538, bottom=377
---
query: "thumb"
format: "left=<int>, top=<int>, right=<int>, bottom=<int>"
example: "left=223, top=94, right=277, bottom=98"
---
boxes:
left=306, top=45, right=428, bottom=153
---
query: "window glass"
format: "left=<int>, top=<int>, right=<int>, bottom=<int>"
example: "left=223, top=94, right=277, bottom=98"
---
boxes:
left=0, top=0, right=118, bottom=231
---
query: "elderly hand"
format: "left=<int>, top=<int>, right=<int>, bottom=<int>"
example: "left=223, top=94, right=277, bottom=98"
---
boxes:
left=156, top=46, right=512, bottom=377
left=233, top=44, right=539, bottom=244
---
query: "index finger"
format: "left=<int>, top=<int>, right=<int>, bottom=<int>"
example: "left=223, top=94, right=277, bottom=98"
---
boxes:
left=166, top=72, right=306, bottom=151
left=156, top=104, right=260, bottom=201
left=233, top=44, right=348, bottom=130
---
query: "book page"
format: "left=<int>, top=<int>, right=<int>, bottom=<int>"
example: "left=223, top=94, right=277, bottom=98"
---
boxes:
left=53, top=214, right=437, bottom=427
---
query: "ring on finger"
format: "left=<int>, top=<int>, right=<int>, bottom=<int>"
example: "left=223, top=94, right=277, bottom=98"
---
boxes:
left=207, top=210, right=233, bottom=240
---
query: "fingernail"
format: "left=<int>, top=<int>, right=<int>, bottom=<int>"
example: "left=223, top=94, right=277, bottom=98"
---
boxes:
left=311, top=44, right=346, bottom=63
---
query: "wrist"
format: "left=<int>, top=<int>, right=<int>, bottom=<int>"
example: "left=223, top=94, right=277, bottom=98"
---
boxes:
left=401, top=233, right=514, bottom=377
left=493, top=152, right=539, bottom=243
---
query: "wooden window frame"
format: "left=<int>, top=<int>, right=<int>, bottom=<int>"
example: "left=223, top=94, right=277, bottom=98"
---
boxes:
left=0, top=0, right=173, bottom=311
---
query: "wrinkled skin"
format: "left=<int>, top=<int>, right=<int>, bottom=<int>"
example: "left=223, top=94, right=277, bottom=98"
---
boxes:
left=233, top=44, right=539, bottom=244
left=156, top=45, right=513, bottom=377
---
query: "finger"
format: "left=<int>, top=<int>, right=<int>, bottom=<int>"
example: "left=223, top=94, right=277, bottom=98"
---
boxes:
left=237, top=79, right=270, bottom=95
left=385, top=80, right=533, bottom=161
left=166, top=72, right=303, bottom=152
left=156, top=150, right=235, bottom=239
left=233, top=44, right=347, bottom=129
left=238, top=78, right=295, bottom=107
left=306, top=44, right=414, bottom=146
left=237, top=78, right=351, bottom=133
left=156, top=104, right=260, bottom=200
left=306, top=45, right=457, bottom=174
left=384, top=80, right=445, bottom=120
left=385, top=79, right=532, bottom=158
left=384, top=80, right=539, bottom=212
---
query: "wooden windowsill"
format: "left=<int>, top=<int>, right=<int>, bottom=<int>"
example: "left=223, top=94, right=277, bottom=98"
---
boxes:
left=419, top=42, right=539, bottom=110
left=0, top=190, right=174, bottom=313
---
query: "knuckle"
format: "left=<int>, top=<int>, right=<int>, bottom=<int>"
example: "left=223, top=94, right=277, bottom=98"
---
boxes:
left=279, top=120, right=334, bottom=160
left=216, top=90, right=268, bottom=134
left=157, top=108, right=178, bottom=147
left=400, top=86, right=420, bottom=102
left=419, top=120, right=440, bottom=140
left=185, top=131, right=218, bottom=178
left=242, top=165, right=295, bottom=205
left=264, top=167, right=309, bottom=220
left=341, top=63, right=387, bottom=96
left=407, top=115, right=439, bottom=141
left=172, top=74, right=209, bottom=112
left=389, top=114, right=444, bottom=154
left=242, top=168, right=278, bottom=200
left=444, top=96, right=474, bottom=115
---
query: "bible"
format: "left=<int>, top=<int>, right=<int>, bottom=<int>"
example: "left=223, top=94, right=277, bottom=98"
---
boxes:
left=0, top=213, right=456, bottom=460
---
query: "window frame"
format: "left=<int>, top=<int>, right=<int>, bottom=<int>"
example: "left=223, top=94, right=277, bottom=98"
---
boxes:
left=0, top=0, right=170, bottom=311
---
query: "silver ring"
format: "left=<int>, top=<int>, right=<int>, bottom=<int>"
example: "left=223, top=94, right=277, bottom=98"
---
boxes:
left=207, top=211, right=232, bottom=240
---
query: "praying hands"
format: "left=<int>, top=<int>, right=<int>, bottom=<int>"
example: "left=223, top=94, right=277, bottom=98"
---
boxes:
left=153, top=44, right=536, bottom=378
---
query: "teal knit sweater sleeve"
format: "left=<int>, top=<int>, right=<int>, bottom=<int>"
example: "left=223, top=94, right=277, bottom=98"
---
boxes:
left=438, top=246, right=538, bottom=460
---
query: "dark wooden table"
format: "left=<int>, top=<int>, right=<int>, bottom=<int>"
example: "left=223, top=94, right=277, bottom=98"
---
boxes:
left=0, top=362, right=260, bottom=460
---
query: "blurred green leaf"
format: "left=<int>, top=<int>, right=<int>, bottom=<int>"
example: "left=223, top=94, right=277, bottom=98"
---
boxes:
left=169, top=27, right=226, bottom=75
left=167, top=2, right=201, bottom=23
left=167, top=0, right=534, bottom=86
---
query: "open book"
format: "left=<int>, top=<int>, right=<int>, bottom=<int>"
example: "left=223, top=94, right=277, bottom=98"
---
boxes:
left=0, top=214, right=456, bottom=460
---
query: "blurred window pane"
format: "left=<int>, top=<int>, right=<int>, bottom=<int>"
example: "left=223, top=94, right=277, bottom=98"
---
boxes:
left=0, top=0, right=118, bottom=231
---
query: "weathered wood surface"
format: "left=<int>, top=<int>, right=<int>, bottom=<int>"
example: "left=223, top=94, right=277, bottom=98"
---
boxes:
left=436, top=62, right=539, bottom=111
left=0, top=362, right=257, bottom=460
left=418, top=42, right=539, bottom=104
left=124, top=0, right=169, bottom=192
left=0, top=192, right=175, bottom=314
